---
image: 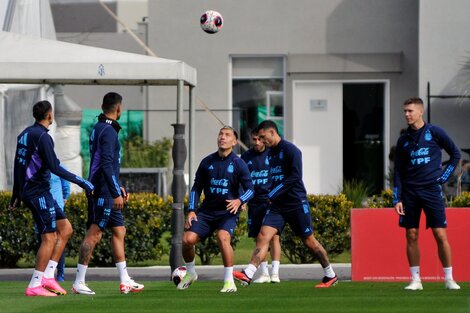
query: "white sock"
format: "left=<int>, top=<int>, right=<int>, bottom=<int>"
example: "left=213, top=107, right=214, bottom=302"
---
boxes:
left=116, top=261, right=131, bottom=283
left=259, top=261, right=269, bottom=275
left=185, top=260, right=196, bottom=274
left=224, top=266, right=234, bottom=283
left=271, top=260, right=280, bottom=275
left=443, top=267, right=453, bottom=281
left=323, top=265, right=336, bottom=278
left=28, top=270, right=44, bottom=288
left=75, top=263, right=88, bottom=284
left=410, top=266, right=421, bottom=281
left=244, top=263, right=258, bottom=279
left=43, top=260, right=58, bottom=279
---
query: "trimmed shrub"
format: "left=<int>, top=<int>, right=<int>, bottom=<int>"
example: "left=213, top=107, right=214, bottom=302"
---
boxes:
left=66, top=193, right=172, bottom=266
left=0, top=192, right=37, bottom=267
left=367, top=189, right=394, bottom=208
left=281, top=194, right=352, bottom=264
left=450, top=191, right=470, bottom=207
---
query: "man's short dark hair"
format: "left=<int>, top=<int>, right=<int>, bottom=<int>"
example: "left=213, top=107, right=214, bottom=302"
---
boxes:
left=102, top=92, right=123, bottom=114
left=32, top=100, right=52, bottom=121
left=220, top=125, right=238, bottom=140
left=257, top=120, right=279, bottom=134
left=403, top=97, right=424, bottom=106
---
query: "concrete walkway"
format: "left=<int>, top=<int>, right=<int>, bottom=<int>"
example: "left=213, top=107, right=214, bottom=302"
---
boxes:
left=0, top=263, right=351, bottom=282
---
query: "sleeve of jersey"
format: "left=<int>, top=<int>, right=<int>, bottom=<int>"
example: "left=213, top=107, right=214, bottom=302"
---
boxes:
left=238, top=159, right=254, bottom=204
left=268, top=146, right=301, bottom=200
left=436, top=127, right=461, bottom=184
left=392, top=142, right=403, bottom=205
left=39, top=135, right=94, bottom=194
left=188, top=162, right=205, bottom=212
left=10, top=150, right=21, bottom=206
left=99, top=128, right=122, bottom=198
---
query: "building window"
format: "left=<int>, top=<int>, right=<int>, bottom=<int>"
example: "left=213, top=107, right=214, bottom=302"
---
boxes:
left=232, top=57, right=284, bottom=150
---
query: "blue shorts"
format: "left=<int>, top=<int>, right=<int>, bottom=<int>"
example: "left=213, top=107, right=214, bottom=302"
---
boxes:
left=24, top=192, right=66, bottom=234
left=263, top=200, right=313, bottom=238
left=188, top=210, right=239, bottom=240
left=247, top=201, right=269, bottom=238
left=87, top=197, right=125, bottom=230
left=399, top=184, right=447, bottom=229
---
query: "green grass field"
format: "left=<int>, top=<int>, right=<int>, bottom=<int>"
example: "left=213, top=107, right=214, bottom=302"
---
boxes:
left=1, top=281, right=468, bottom=313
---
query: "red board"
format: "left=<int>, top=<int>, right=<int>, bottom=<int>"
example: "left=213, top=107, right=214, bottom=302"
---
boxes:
left=351, top=208, right=470, bottom=282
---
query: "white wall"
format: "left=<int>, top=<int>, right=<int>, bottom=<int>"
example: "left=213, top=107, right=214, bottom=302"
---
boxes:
left=292, top=81, right=343, bottom=194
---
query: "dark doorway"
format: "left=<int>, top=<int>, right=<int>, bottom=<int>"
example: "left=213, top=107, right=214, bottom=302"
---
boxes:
left=343, top=83, right=384, bottom=194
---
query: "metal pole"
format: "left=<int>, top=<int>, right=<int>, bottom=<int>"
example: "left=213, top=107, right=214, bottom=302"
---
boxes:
left=170, top=80, right=186, bottom=273
left=189, top=86, right=195, bottom=194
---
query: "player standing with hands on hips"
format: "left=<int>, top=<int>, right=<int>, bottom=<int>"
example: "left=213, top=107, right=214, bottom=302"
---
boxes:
left=234, top=120, right=337, bottom=288
left=177, top=126, right=254, bottom=293
left=393, top=97, right=461, bottom=290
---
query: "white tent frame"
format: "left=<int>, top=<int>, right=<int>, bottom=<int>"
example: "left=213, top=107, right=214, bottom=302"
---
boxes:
left=0, top=30, right=195, bottom=270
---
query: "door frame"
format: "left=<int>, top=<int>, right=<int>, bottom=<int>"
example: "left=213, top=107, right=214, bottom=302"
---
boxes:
left=292, top=79, right=391, bottom=189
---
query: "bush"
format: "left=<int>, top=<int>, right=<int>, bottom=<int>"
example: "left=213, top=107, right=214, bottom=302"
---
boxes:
left=0, top=192, right=37, bottom=267
left=450, top=191, right=470, bottom=207
left=122, top=136, right=172, bottom=168
left=66, top=193, right=172, bottom=266
left=342, top=179, right=371, bottom=208
left=281, top=194, right=352, bottom=264
left=367, top=189, right=394, bottom=208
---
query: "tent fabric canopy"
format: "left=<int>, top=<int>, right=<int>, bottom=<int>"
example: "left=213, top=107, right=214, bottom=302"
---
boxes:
left=0, top=31, right=197, bottom=86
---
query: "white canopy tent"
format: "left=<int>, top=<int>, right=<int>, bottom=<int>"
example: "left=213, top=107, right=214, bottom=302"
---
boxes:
left=0, top=30, right=196, bottom=270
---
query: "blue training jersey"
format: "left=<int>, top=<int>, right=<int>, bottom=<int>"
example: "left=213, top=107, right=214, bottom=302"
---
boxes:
left=189, top=151, right=254, bottom=212
left=393, top=123, right=460, bottom=204
left=268, top=139, right=307, bottom=208
left=10, top=122, right=93, bottom=205
left=88, top=114, right=122, bottom=198
left=241, top=148, right=271, bottom=204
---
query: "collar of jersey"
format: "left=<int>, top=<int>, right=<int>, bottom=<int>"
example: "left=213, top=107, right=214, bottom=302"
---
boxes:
left=98, top=113, right=122, bottom=132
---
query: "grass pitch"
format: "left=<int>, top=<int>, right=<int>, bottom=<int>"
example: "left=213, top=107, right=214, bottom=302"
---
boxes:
left=1, top=281, right=468, bottom=313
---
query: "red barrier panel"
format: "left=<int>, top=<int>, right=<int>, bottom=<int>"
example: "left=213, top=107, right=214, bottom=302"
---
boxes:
left=351, top=208, right=470, bottom=282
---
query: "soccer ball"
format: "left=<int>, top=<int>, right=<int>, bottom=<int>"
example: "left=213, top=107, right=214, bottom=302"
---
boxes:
left=200, top=10, right=223, bottom=34
left=172, top=266, right=187, bottom=286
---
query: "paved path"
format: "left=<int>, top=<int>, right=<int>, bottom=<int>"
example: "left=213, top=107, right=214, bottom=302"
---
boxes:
left=0, top=263, right=351, bottom=282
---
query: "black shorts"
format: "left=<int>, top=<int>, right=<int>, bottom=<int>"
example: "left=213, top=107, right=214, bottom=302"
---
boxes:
left=87, top=197, right=125, bottom=230
left=399, top=184, right=447, bottom=229
left=247, top=201, right=269, bottom=238
left=187, top=210, right=239, bottom=241
left=263, top=199, right=313, bottom=238
left=24, top=192, right=66, bottom=234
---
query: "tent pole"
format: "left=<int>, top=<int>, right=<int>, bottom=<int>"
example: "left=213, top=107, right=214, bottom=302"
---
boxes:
left=189, top=86, right=195, bottom=194
left=170, top=80, right=186, bottom=273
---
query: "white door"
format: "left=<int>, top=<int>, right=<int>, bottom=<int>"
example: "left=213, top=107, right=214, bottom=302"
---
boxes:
left=292, top=81, right=343, bottom=194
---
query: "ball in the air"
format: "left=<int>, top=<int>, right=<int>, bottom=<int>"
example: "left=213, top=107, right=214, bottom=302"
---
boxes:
left=200, top=10, right=223, bottom=34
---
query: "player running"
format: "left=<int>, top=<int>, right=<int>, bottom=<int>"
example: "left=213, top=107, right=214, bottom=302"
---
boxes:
left=10, top=100, right=94, bottom=297
left=177, top=126, right=254, bottom=293
left=241, top=128, right=281, bottom=283
left=233, top=120, right=337, bottom=288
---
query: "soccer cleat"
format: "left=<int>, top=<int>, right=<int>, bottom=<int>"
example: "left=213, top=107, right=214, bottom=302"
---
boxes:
left=120, top=279, right=145, bottom=294
left=25, top=285, right=57, bottom=297
left=445, top=280, right=461, bottom=290
left=253, top=273, right=271, bottom=284
left=177, top=272, right=198, bottom=290
left=315, top=275, right=338, bottom=288
left=41, top=277, right=67, bottom=295
left=270, top=273, right=281, bottom=283
left=233, top=270, right=252, bottom=287
left=404, top=280, right=423, bottom=291
left=72, top=281, right=96, bottom=295
left=220, top=281, right=237, bottom=293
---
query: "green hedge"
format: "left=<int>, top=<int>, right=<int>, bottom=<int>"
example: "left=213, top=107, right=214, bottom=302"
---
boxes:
left=367, top=189, right=394, bottom=208
left=281, top=194, right=352, bottom=264
left=0, top=192, right=353, bottom=267
left=449, top=191, right=470, bottom=207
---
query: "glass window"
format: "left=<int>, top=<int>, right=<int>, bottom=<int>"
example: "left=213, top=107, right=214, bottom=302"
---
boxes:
left=232, top=57, right=284, bottom=151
